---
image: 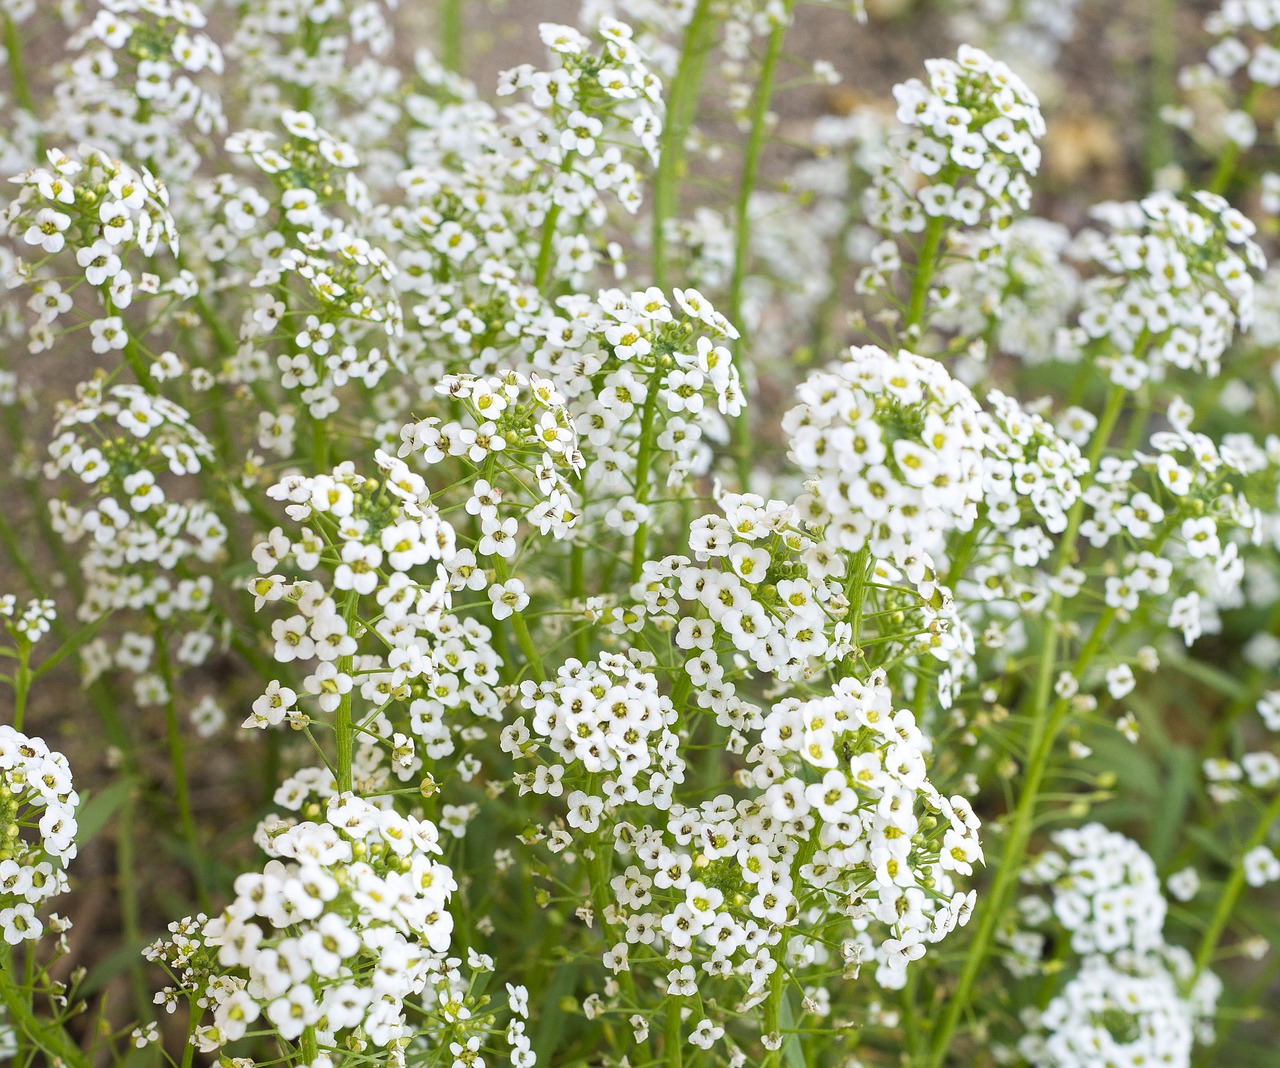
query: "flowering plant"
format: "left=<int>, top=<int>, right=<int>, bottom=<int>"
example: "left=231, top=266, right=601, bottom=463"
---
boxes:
left=1, top=2, right=1279, bottom=1067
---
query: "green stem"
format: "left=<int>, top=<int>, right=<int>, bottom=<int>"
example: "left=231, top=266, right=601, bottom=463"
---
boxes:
left=1193, top=788, right=1280, bottom=979
left=0, top=398, right=85, bottom=602
left=924, top=389, right=1126, bottom=1067
left=335, top=591, right=359, bottom=793
left=906, top=215, right=946, bottom=332
left=3, top=15, right=36, bottom=116
left=11, top=644, right=29, bottom=732
left=440, top=0, right=463, bottom=72
left=0, top=948, right=90, bottom=1068
left=1209, top=82, right=1262, bottom=195
left=664, top=995, right=683, bottom=1068
left=569, top=531, right=589, bottom=663
left=300, top=1024, right=320, bottom=1064
left=761, top=953, right=786, bottom=1068
left=1146, top=0, right=1176, bottom=180
left=728, top=0, right=795, bottom=491
left=534, top=204, right=563, bottom=290
left=651, top=0, right=717, bottom=289
left=493, top=556, right=546, bottom=683
left=310, top=412, right=330, bottom=471
left=155, top=626, right=209, bottom=912
left=116, top=786, right=150, bottom=1019
left=846, top=546, right=873, bottom=650
left=629, top=377, right=663, bottom=582
left=925, top=609, right=1116, bottom=1066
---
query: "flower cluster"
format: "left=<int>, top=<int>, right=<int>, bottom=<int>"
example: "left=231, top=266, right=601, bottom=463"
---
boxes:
left=4, top=146, right=183, bottom=355
left=0, top=596, right=57, bottom=646
left=786, top=344, right=985, bottom=583
left=1065, top=190, right=1265, bottom=382
left=1014, top=826, right=1220, bottom=1068
left=866, top=45, right=1044, bottom=236
left=929, top=218, right=1079, bottom=363
left=506, top=651, right=683, bottom=815
left=754, top=669, right=982, bottom=990
left=1166, top=1, right=1280, bottom=161
left=44, top=383, right=224, bottom=630
left=251, top=450, right=455, bottom=716
left=0, top=727, right=78, bottom=946
left=148, top=793, right=456, bottom=1053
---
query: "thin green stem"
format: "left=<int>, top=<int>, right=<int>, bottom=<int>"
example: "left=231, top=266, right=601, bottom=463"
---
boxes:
left=3, top=15, right=36, bottom=116
left=924, top=388, right=1126, bottom=1067
left=335, top=590, right=359, bottom=793
left=300, top=1025, right=320, bottom=1064
left=1193, top=788, right=1280, bottom=979
left=652, top=0, right=717, bottom=289
left=664, top=995, right=683, bottom=1068
left=155, top=626, right=209, bottom=912
left=493, top=556, right=546, bottom=683
left=629, top=378, right=663, bottom=582
left=906, top=215, right=946, bottom=332
left=761, top=961, right=786, bottom=1068
left=115, top=786, right=150, bottom=1019
left=728, top=0, right=796, bottom=490
left=440, top=0, right=463, bottom=73
left=1210, top=82, right=1262, bottom=195
left=0, top=947, right=90, bottom=1068
left=570, top=475, right=589, bottom=662
left=11, top=644, right=29, bottom=732
left=1146, top=0, right=1176, bottom=180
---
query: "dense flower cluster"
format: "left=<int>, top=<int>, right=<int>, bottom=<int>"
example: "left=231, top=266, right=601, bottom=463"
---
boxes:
left=786, top=345, right=985, bottom=583
left=1013, top=826, right=1220, bottom=1068
left=1166, top=1, right=1279, bottom=161
left=866, top=45, right=1044, bottom=236
left=1065, top=191, right=1265, bottom=381
left=0, top=726, right=77, bottom=946
left=148, top=794, right=457, bottom=1052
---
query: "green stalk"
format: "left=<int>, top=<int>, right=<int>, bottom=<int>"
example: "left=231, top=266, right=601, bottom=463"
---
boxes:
left=760, top=962, right=786, bottom=1068
left=664, top=995, right=683, bottom=1068
left=155, top=626, right=209, bottom=912
left=3, top=15, right=36, bottom=115
left=11, top=644, right=29, bottom=732
left=0, top=499, right=42, bottom=597
left=651, top=0, right=718, bottom=289
left=924, top=388, right=1126, bottom=1067
left=906, top=215, right=946, bottom=332
left=728, top=0, right=796, bottom=491
left=440, top=0, right=463, bottom=72
left=1146, top=0, right=1176, bottom=180
left=924, top=609, right=1117, bottom=1066
left=493, top=556, right=546, bottom=683
left=335, top=590, right=359, bottom=793
left=1209, top=82, right=1262, bottom=195
left=300, top=1025, right=320, bottom=1063
left=569, top=511, right=589, bottom=662
left=0, top=948, right=89, bottom=1068
left=115, top=787, right=150, bottom=1018
left=629, top=376, right=663, bottom=582
left=1193, top=787, right=1280, bottom=979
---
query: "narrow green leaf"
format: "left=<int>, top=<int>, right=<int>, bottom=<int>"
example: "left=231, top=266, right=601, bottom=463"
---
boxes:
left=74, top=777, right=137, bottom=847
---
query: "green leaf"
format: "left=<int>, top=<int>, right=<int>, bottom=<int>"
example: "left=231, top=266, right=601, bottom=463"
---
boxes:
left=74, top=777, right=137, bottom=847
left=31, top=612, right=110, bottom=681
left=779, top=987, right=806, bottom=1068
left=1163, top=653, right=1249, bottom=702
left=532, top=962, right=581, bottom=1066
left=1148, top=747, right=1196, bottom=869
